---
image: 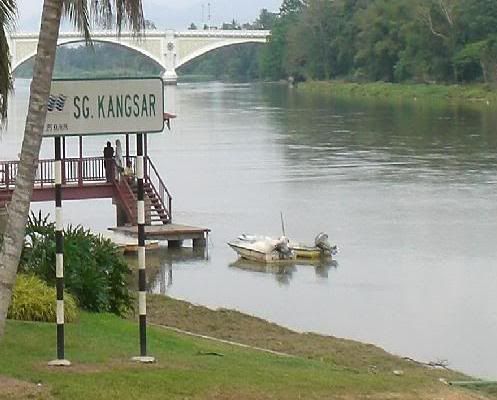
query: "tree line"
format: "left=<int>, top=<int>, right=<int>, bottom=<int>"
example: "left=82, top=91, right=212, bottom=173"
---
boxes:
left=15, top=1, right=497, bottom=85
left=260, top=0, right=497, bottom=85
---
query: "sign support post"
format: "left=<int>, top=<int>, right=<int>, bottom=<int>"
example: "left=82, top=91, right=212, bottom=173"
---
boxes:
left=42, top=77, right=165, bottom=365
left=132, top=133, right=155, bottom=363
left=48, top=136, right=70, bottom=367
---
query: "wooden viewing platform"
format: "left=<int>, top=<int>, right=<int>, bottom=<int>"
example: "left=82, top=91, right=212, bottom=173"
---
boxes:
left=109, top=223, right=211, bottom=248
left=0, top=155, right=172, bottom=224
left=1, top=153, right=210, bottom=248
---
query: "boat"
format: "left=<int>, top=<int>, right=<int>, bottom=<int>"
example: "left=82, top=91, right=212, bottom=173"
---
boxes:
left=289, top=233, right=338, bottom=259
left=227, top=235, right=296, bottom=263
left=234, top=232, right=337, bottom=261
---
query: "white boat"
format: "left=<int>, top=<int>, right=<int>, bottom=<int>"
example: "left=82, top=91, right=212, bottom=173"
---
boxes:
left=234, top=232, right=337, bottom=261
left=227, top=235, right=296, bottom=263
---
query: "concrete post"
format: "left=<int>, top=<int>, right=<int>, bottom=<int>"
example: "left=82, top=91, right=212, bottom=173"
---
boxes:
left=48, top=137, right=71, bottom=367
left=132, top=133, right=155, bottom=364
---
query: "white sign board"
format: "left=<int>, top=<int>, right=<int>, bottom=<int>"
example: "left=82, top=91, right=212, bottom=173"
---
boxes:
left=43, top=78, right=164, bottom=137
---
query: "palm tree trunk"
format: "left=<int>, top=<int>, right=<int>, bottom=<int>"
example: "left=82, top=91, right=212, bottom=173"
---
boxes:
left=0, top=0, right=63, bottom=338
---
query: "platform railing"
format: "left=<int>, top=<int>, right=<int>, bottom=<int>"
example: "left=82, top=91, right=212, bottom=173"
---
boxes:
left=0, top=157, right=108, bottom=189
left=1, top=156, right=172, bottom=223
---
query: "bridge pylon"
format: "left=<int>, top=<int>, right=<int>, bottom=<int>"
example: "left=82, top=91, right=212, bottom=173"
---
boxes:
left=162, top=69, right=178, bottom=85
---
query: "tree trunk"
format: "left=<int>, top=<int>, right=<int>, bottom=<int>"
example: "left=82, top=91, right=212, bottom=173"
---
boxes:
left=0, top=0, right=63, bottom=338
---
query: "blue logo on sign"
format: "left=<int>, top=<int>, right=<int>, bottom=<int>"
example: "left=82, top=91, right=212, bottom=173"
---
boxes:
left=47, top=94, right=67, bottom=112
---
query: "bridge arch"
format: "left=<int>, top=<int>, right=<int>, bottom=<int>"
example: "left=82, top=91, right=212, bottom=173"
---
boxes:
left=12, top=38, right=166, bottom=75
left=9, top=30, right=270, bottom=83
left=176, top=39, right=265, bottom=69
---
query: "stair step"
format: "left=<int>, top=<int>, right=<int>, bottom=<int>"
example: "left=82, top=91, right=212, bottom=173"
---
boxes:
left=151, top=213, right=168, bottom=219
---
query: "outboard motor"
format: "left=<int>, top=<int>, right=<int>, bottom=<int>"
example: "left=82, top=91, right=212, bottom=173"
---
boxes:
left=275, top=236, right=294, bottom=259
left=314, top=232, right=338, bottom=256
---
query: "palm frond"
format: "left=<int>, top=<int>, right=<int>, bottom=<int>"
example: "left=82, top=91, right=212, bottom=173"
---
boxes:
left=0, top=0, right=16, bottom=25
left=92, top=0, right=145, bottom=35
left=63, top=0, right=91, bottom=44
left=0, top=0, right=16, bottom=124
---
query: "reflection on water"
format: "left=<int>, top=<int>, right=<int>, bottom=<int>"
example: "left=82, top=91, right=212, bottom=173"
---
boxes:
left=126, top=246, right=209, bottom=294
left=151, top=262, right=173, bottom=294
left=229, top=258, right=338, bottom=285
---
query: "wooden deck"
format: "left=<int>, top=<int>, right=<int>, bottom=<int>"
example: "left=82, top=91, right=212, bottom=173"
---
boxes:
left=1, top=155, right=173, bottom=225
left=109, top=223, right=210, bottom=247
left=2, top=155, right=211, bottom=246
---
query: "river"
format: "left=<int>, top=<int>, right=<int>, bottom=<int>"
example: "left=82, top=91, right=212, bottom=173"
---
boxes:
left=2, top=79, right=497, bottom=379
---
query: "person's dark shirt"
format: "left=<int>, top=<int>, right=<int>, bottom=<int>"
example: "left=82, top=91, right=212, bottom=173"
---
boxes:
left=104, top=146, right=114, bottom=159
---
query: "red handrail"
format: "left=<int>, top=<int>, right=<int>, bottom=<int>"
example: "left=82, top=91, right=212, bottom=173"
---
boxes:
left=123, top=156, right=172, bottom=223
left=145, top=156, right=173, bottom=221
left=114, top=171, right=137, bottom=223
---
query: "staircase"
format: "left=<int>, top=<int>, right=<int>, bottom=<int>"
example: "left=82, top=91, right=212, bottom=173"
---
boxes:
left=144, top=181, right=170, bottom=224
left=114, top=156, right=172, bottom=226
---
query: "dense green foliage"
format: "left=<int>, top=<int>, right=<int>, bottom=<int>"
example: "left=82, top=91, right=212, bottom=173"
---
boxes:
left=20, top=213, right=132, bottom=316
left=260, top=0, right=497, bottom=85
left=8, top=274, right=78, bottom=323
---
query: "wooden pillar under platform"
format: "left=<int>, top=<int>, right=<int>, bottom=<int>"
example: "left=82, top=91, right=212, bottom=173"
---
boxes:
left=192, top=237, right=207, bottom=248
left=0, top=205, right=7, bottom=235
left=116, top=202, right=131, bottom=227
left=168, top=240, right=183, bottom=248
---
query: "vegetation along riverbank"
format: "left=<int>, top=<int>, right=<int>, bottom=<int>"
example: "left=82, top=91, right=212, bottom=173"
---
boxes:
left=297, top=81, right=497, bottom=105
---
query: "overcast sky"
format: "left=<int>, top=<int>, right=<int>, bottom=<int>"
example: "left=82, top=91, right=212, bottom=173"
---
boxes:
left=16, top=0, right=281, bottom=32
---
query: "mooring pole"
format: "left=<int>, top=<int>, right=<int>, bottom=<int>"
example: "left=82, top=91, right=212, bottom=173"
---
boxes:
left=132, top=133, right=155, bottom=363
left=78, top=136, right=83, bottom=186
left=49, top=136, right=70, bottom=367
left=125, top=134, right=130, bottom=166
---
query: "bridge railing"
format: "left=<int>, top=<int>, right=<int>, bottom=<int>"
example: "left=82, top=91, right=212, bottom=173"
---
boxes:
left=0, top=157, right=108, bottom=190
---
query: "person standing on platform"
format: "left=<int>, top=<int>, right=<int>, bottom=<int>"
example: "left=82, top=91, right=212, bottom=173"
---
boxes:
left=103, top=141, right=114, bottom=182
left=115, top=139, right=123, bottom=175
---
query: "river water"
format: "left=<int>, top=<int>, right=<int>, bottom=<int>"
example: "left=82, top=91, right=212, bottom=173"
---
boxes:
left=2, top=79, right=497, bottom=379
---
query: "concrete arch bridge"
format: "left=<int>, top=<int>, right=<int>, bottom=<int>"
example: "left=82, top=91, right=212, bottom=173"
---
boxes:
left=8, top=30, right=270, bottom=84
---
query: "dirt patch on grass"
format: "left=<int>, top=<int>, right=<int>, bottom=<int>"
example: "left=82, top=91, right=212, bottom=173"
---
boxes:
left=195, top=387, right=487, bottom=400
left=330, top=388, right=490, bottom=400
left=143, top=295, right=496, bottom=400
left=0, top=376, right=52, bottom=400
left=145, top=295, right=460, bottom=373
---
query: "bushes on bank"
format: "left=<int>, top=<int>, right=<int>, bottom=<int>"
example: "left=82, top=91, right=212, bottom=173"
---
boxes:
left=8, top=274, right=78, bottom=322
left=20, top=212, right=133, bottom=316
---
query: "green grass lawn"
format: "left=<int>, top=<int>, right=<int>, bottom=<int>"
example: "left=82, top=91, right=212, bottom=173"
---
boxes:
left=0, top=312, right=492, bottom=400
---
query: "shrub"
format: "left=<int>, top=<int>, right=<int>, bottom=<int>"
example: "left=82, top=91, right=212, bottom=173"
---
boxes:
left=8, top=274, right=78, bottom=322
left=20, top=212, right=133, bottom=316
